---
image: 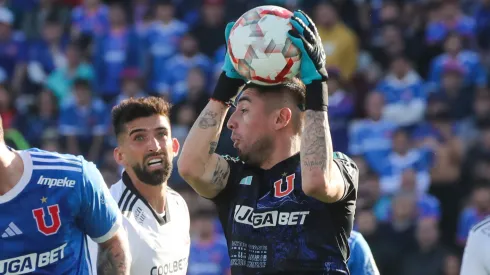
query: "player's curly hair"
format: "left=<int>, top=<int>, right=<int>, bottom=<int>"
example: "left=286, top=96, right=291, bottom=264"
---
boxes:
left=111, top=96, right=171, bottom=137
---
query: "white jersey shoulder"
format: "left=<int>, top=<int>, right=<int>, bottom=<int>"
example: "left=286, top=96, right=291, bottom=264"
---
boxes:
left=110, top=178, right=190, bottom=275
left=461, top=216, right=490, bottom=275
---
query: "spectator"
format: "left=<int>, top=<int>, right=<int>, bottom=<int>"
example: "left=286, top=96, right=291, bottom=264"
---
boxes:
left=457, top=184, right=490, bottom=245
left=400, top=217, right=448, bottom=275
left=45, top=42, right=94, bottom=102
left=375, top=192, right=418, bottom=275
left=13, top=89, right=58, bottom=148
left=443, top=252, right=461, bottom=275
left=355, top=208, right=398, bottom=275
left=313, top=1, right=358, bottom=80
left=0, top=84, right=15, bottom=129
left=413, top=98, right=464, bottom=166
left=93, top=3, right=142, bottom=102
left=112, top=67, right=147, bottom=107
left=375, top=168, right=441, bottom=223
left=461, top=120, right=490, bottom=188
left=426, top=2, right=476, bottom=45
left=188, top=209, right=230, bottom=275
left=428, top=32, right=487, bottom=89
left=170, top=67, right=210, bottom=121
left=21, top=0, right=70, bottom=40
left=212, top=44, right=225, bottom=83
left=367, top=1, right=401, bottom=47
left=474, top=0, right=490, bottom=50
left=191, top=0, right=226, bottom=57
left=27, top=13, right=67, bottom=86
left=134, top=4, right=154, bottom=38
left=58, top=78, right=107, bottom=162
left=437, top=61, right=474, bottom=120
left=143, top=0, right=188, bottom=94
left=349, top=92, right=397, bottom=174
left=327, top=67, right=354, bottom=153
left=369, top=24, right=407, bottom=72
left=377, top=55, right=427, bottom=127
left=132, top=0, right=151, bottom=26
left=357, top=170, right=380, bottom=209
left=379, top=128, right=432, bottom=195
left=457, top=88, right=490, bottom=147
left=0, top=7, right=27, bottom=94
left=161, top=33, right=212, bottom=103
left=70, top=0, right=109, bottom=39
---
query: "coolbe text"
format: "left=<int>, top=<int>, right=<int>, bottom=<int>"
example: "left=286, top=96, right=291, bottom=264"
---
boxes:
left=150, top=257, right=187, bottom=275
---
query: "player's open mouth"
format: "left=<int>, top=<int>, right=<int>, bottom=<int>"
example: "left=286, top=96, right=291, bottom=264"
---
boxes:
left=147, top=158, right=163, bottom=167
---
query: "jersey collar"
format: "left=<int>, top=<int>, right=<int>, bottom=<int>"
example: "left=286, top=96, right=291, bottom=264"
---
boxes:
left=121, top=172, right=170, bottom=226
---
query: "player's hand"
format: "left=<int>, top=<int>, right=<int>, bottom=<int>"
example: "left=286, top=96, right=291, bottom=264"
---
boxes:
left=287, top=10, right=328, bottom=84
left=222, top=22, right=245, bottom=80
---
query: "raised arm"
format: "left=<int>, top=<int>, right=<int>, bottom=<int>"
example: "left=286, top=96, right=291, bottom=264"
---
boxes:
left=97, top=228, right=131, bottom=275
left=179, top=21, right=245, bottom=199
left=178, top=95, right=235, bottom=198
left=288, top=10, right=346, bottom=203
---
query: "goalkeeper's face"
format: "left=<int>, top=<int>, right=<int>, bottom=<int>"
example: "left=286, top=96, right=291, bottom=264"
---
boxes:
left=115, top=114, right=180, bottom=186
left=227, top=89, right=280, bottom=166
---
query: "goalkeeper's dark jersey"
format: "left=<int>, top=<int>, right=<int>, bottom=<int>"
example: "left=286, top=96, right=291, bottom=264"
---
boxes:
left=211, top=152, right=359, bottom=275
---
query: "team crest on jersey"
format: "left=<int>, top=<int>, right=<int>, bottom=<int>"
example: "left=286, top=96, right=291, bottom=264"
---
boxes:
left=274, top=174, right=295, bottom=198
left=32, top=204, right=62, bottom=236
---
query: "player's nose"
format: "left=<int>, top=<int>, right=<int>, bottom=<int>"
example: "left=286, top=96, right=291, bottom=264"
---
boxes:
left=147, top=137, right=161, bottom=152
left=227, top=110, right=237, bottom=130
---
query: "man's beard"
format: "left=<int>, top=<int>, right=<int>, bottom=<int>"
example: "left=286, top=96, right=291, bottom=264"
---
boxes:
left=132, top=153, right=172, bottom=186
left=238, top=135, right=274, bottom=166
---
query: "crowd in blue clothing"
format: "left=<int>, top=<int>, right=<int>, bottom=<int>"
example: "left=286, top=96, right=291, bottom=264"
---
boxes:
left=2, top=0, right=490, bottom=274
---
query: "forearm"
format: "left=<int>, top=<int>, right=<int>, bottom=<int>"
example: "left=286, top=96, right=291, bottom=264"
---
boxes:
left=180, top=101, right=229, bottom=170
left=300, top=81, right=334, bottom=197
left=179, top=73, right=242, bottom=181
left=97, top=231, right=131, bottom=275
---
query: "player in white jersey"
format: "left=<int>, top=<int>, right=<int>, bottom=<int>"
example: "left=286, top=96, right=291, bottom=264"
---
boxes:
left=108, top=96, right=190, bottom=274
left=461, top=215, right=490, bottom=275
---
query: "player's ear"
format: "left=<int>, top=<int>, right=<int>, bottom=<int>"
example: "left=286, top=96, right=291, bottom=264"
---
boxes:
left=172, top=138, right=180, bottom=157
left=274, top=107, right=292, bottom=130
left=113, top=147, right=125, bottom=166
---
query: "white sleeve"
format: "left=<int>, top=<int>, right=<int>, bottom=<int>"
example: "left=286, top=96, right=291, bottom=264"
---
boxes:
left=461, top=229, right=490, bottom=275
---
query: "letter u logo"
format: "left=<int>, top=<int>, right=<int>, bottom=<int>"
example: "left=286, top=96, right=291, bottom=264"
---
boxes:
left=274, top=174, right=295, bottom=198
left=32, top=205, right=61, bottom=236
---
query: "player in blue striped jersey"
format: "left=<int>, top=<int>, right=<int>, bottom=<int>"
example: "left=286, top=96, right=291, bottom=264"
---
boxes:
left=347, top=231, right=380, bottom=275
left=0, top=115, right=131, bottom=274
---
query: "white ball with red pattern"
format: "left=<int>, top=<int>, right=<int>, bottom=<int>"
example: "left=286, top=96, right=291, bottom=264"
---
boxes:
left=228, top=5, right=302, bottom=86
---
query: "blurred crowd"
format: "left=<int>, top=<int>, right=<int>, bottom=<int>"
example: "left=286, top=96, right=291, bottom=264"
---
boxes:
left=2, top=0, right=490, bottom=274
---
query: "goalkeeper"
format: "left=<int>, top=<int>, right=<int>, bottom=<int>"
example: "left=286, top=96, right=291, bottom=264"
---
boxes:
left=178, top=9, right=358, bottom=274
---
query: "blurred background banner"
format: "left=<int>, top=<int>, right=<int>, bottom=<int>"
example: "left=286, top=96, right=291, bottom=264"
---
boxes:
left=2, top=0, right=490, bottom=274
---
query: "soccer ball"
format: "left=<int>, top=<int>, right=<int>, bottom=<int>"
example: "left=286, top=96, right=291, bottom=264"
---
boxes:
left=227, top=5, right=302, bottom=85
